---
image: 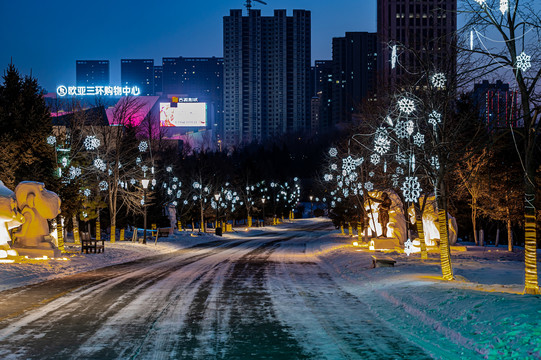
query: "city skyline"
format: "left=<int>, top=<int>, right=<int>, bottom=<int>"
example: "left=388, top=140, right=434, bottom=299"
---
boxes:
left=1, top=0, right=376, bottom=93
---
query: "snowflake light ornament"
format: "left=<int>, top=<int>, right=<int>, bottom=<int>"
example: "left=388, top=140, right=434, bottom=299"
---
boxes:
left=396, top=167, right=404, bottom=175
left=331, top=163, right=338, bottom=171
left=94, top=158, right=106, bottom=171
left=84, top=135, right=100, bottom=151
left=166, top=166, right=173, bottom=173
left=83, top=188, right=91, bottom=197
left=516, top=52, right=531, bottom=72
left=391, top=174, right=400, bottom=188
left=431, top=73, right=446, bottom=89
left=69, top=166, right=81, bottom=179
left=193, top=181, right=200, bottom=189
left=369, top=171, right=375, bottom=177
left=406, top=120, right=415, bottom=136
left=138, top=141, right=148, bottom=152
left=364, top=182, right=374, bottom=191
left=355, top=157, right=364, bottom=166
left=99, top=181, right=109, bottom=191
left=141, top=165, right=148, bottom=173
left=401, top=176, right=421, bottom=203
left=328, top=147, right=338, bottom=157
left=136, top=157, right=142, bottom=165
left=413, top=132, right=425, bottom=147
left=398, top=98, right=415, bottom=115
left=428, top=111, right=442, bottom=127
left=373, top=129, right=391, bottom=155
left=394, top=120, right=409, bottom=139
left=349, top=173, right=358, bottom=181
left=474, top=0, right=486, bottom=5
left=342, top=156, right=357, bottom=173
left=343, top=189, right=349, bottom=197
left=46, top=136, right=56, bottom=145
left=324, top=174, right=333, bottom=182
left=177, top=190, right=181, bottom=198
left=370, top=153, right=380, bottom=165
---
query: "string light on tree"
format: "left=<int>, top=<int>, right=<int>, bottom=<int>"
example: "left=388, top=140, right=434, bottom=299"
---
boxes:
left=373, top=128, right=391, bottom=155
left=99, top=181, right=109, bottom=191
left=46, top=136, right=56, bottom=145
left=428, top=110, right=442, bottom=127
left=324, top=174, right=333, bottom=181
left=394, top=120, right=410, bottom=139
left=430, top=156, right=440, bottom=170
left=474, top=0, right=486, bottom=6
left=94, top=158, right=106, bottom=171
left=500, top=0, right=508, bottom=15
left=83, top=189, right=91, bottom=197
left=68, top=166, right=81, bottom=179
left=406, top=120, right=415, bottom=136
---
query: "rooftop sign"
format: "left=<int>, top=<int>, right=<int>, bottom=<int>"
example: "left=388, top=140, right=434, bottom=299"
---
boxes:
left=56, top=85, right=141, bottom=97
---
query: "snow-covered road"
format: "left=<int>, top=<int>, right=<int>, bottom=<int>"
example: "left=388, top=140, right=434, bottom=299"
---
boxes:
left=0, top=218, right=539, bottom=359
left=0, top=221, right=431, bottom=359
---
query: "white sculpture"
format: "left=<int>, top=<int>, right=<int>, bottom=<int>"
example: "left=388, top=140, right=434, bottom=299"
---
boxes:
left=408, top=195, right=458, bottom=246
left=0, top=181, right=24, bottom=258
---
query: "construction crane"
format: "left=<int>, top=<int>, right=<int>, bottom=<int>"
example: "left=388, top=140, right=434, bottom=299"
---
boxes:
left=245, top=0, right=267, bottom=14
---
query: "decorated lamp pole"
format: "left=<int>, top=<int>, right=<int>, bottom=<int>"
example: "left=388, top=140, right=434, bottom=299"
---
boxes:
left=141, top=178, right=150, bottom=244
left=262, top=197, right=266, bottom=226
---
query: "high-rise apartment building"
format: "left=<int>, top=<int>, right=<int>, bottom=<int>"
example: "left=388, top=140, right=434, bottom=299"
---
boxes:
left=314, top=60, right=333, bottom=131
left=332, top=32, right=378, bottom=124
left=76, top=60, right=109, bottom=87
left=472, top=80, right=519, bottom=129
left=377, top=0, right=457, bottom=89
left=154, top=66, right=163, bottom=94
left=121, top=59, right=154, bottom=96
left=223, top=9, right=311, bottom=147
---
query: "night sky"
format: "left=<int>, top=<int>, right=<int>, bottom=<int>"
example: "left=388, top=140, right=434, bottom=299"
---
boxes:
left=1, top=0, right=376, bottom=93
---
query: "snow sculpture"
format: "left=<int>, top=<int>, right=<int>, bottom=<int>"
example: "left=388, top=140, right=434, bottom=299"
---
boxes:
left=12, top=182, right=62, bottom=258
left=408, top=196, right=458, bottom=246
left=364, top=190, right=407, bottom=245
left=0, top=181, right=24, bottom=258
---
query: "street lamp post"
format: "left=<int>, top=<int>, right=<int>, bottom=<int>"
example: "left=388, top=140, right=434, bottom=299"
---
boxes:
left=262, top=197, right=266, bottom=226
left=141, top=179, right=150, bottom=244
left=310, top=195, right=313, bottom=217
left=214, top=193, right=220, bottom=228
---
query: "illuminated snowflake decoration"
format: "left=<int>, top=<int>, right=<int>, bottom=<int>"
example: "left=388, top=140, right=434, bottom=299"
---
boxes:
left=172, top=184, right=177, bottom=190
left=192, top=195, right=198, bottom=201
left=152, top=179, right=157, bottom=186
left=431, top=73, right=446, bottom=89
left=324, top=174, right=333, bottom=182
left=364, top=182, right=374, bottom=191
left=428, top=111, right=442, bottom=127
left=338, top=181, right=343, bottom=188
left=94, top=158, right=106, bottom=171
left=413, top=132, right=425, bottom=147
left=370, top=153, right=381, bottom=165
left=138, top=141, right=148, bottom=152
left=430, top=156, right=440, bottom=170
left=84, top=135, right=100, bottom=150
left=331, top=163, right=338, bottom=171
left=373, top=128, right=391, bottom=155
left=396, top=167, right=404, bottom=175
left=404, top=239, right=413, bottom=256
left=343, top=189, right=349, bottom=197
left=369, top=171, right=375, bottom=177
left=141, top=165, right=148, bottom=173
left=391, top=174, right=400, bottom=188
left=396, top=152, right=407, bottom=165
left=167, top=188, right=172, bottom=196
left=176, top=190, right=181, bottom=198
left=46, top=136, right=56, bottom=145
left=166, top=166, right=173, bottom=172
left=474, top=0, right=486, bottom=5
left=108, top=169, right=112, bottom=176
left=141, top=199, right=145, bottom=206
left=83, top=188, right=91, bottom=197
left=398, top=98, right=415, bottom=115
left=402, top=176, right=421, bottom=203
left=184, top=200, right=188, bottom=205
left=516, top=52, right=531, bottom=72
left=136, top=157, right=142, bottom=165
left=60, top=157, right=69, bottom=168
left=99, top=181, right=109, bottom=191
left=68, top=166, right=81, bottom=179
left=130, top=178, right=136, bottom=185
left=342, top=156, right=357, bottom=173
left=172, top=177, right=178, bottom=182
left=406, top=120, right=415, bottom=136
left=500, top=0, right=508, bottom=14
left=394, top=120, right=409, bottom=139
left=355, top=157, right=364, bottom=166
left=331, top=201, right=336, bottom=207
left=329, top=147, right=338, bottom=157
left=193, top=182, right=200, bottom=189
left=349, top=173, right=358, bottom=181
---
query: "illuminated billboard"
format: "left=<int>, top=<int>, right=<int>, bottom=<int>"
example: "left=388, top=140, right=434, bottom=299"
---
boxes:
left=160, top=102, right=207, bottom=127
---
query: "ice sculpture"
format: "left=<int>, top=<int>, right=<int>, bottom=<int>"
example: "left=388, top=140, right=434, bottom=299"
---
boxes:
left=408, top=196, right=458, bottom=246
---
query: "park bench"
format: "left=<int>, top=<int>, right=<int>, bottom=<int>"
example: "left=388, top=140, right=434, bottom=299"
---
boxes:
left=371, top=255, right=396, bottom=268
left=157, top=227, right=172, bottom=238
left=81, top=232, right=104, bottom=254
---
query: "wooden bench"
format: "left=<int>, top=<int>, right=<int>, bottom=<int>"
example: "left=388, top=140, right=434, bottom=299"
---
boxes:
left=371, top=255, right=396, bottom=268
left=81, top=232, right=104, bottom=254
left=157, top=228, right=171, bottom=238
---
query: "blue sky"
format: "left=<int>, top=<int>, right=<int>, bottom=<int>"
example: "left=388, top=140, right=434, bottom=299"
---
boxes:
left=1, top=0, right=376, bottom=93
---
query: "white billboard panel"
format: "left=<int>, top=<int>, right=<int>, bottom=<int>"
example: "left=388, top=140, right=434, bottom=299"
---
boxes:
left=160, top=102, right=207, bottom=127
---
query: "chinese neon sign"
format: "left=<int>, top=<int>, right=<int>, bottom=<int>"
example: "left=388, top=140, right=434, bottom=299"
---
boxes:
left=56, top=85, right=141, bottom=97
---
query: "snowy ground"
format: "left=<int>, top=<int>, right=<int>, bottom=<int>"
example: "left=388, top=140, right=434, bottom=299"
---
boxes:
left=0, top=218, right=539, bottom=359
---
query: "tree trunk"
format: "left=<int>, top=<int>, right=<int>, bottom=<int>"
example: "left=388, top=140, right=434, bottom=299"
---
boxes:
left=495, top=227, right=500, bottom=247
left=72, top=215, right=80, bottom=245
left=479, top=229, right=484, bottom=247
left=436, top=182, right=453, bottom=281
left=524, top=185, right=539, bottom=294
left=414, top=202, right=427, bottom=260
left=507, top=217, right=513, bottom=252
left=472, top=199, right=478, bottom=245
